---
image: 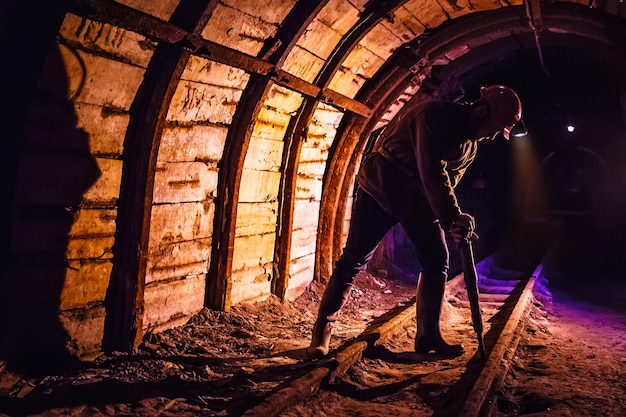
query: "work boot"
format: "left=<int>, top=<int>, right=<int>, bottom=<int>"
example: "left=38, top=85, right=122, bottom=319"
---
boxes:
left=307, top=277, right=353, bottom=358
left=414, top=272, right=464, bottom=356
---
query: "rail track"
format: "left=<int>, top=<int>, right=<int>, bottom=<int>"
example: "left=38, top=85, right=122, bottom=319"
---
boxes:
left=241, top=255, right=544, bottom=417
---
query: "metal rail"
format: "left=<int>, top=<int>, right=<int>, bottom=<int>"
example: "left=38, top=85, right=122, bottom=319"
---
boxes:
left=460, top=264, right=542, bottom=417
left=242, top=259, right=544, bottom=417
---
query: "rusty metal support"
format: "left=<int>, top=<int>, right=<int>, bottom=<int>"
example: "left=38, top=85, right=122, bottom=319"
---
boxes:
left=316, top=66, right=414, bottom=281
left=102, top=0, right=219, bottom=352
left=272, top=99, right=317, bottom=300
left=71, top=0, right=188, bottom=43
left=524, top=0, right=550, bottom=76
left=526, top=0, right=544, bottom=29
left=69, top=0, right=371, bottom=117
left=312, top=0, right=408, bottom=281
left=208, top=2, right=328, bottom=306
left=206, top=75, right=272, bottom=311
left=256, top=1, right=328, bottom=301
left=322, top=89, right=372, bottom=118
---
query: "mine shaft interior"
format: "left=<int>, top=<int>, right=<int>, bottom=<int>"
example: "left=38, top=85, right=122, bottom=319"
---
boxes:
left=1, top=0, right=626, bottom=415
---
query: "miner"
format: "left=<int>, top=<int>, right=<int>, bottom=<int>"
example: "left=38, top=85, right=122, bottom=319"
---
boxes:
left=308, top=85, right=524, bottom=358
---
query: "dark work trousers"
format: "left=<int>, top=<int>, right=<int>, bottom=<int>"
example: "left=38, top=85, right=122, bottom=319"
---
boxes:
left=333, top=188, right=450, bottom=285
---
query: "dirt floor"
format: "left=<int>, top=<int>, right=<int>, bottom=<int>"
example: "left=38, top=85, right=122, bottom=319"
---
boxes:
left=0, top=270, right=420, bottom=417
left=0, top=260, right=625, bottom=417
left=491, top=272, right=626, bottom=417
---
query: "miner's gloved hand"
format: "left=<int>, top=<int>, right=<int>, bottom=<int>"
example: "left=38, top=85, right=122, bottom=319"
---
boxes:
left=450, top=212, right=478, bottom=245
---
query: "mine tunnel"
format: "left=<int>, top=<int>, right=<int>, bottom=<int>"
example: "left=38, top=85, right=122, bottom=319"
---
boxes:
left=1, top=0, right=626, bottom=415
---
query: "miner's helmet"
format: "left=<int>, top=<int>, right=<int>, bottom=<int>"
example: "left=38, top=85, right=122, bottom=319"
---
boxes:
left=479, top=85, right=524, bottom=139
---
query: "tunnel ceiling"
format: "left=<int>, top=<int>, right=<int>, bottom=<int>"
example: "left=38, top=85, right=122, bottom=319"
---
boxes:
left=59, top=1, right=626, bottom=123
left=378, top=4, right=626, bottom=121
left=40, top=1, right=625, bottom=155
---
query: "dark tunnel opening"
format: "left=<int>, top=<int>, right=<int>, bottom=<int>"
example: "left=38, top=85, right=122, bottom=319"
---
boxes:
left=457, top=44, right=626, bottom=295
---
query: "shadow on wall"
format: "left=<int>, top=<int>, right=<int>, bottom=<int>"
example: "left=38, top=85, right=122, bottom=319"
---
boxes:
left=0, top=43, right=100, bottom=376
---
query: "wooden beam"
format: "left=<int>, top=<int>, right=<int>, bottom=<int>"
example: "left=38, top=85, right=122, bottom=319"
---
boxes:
left=69, top=0, right=371, bottom=117
left=206, top=75, right=272, bottom=311
left=70, top=0, right=187, bottom=43
left=322, top=89, right=372, bottom=117
left=102, top=0, right=219, bottom=352
left=261, top=1, right=328, bottom=301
